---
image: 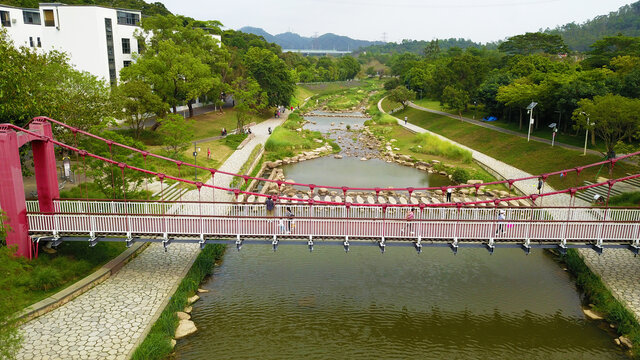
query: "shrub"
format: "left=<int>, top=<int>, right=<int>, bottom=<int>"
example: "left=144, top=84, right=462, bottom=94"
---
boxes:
left=452, top=168, right=470, bottom=184
left=608, top=191, right=640, bottom=206
left=30, top=266, right=63, bottom=291
left=223, top=134, right=247, bottom=149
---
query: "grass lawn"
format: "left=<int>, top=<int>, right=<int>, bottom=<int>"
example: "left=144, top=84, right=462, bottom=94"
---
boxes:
left=147, top=135, right=240, bottom=187
left=292, top=86, right=316, bottom=108
left=190, top=108, right=270, bottom=141
left=369, top=123, right=506, bottom=191
left=379, top=106, right=638, bottom=190
left=3, top=242, right=126, bottom=312
left=409, top=98, right=612, bottom=152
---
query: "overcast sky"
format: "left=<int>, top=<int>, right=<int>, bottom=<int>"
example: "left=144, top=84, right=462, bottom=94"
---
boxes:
left=156, top=0, right=635, bottom=44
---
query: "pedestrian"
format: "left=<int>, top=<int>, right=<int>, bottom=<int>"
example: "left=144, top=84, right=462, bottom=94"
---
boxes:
left=401, top=208, right=415, bottom=235
left=268, top=127, right=272, bottom=135
left=248, top=128, right=252, bottom=134
left=207, top=147, right=211, bottom=159
left=266, top=196, right=275, bottom=221
left=404, top=116, right=408, bottom=125
left=285, top=207, right=294, bottom=234
left=275, top=110, right=278, bottom=118
left=495, top=209, right=506, bottom=235
left=537, top=178, right=543, bottom=194
left=446, top=187, right=452, bottom=202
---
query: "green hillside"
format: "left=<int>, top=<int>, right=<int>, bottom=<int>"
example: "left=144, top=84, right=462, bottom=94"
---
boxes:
left=1, top=0, right=171, bottom=16
left=546, top=2, right=640, bottom=52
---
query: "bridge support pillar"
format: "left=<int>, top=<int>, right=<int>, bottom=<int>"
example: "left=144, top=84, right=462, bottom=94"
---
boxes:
left=0, top=129, right=30, bottom=258
left=29, top=121, right=59, bottom=213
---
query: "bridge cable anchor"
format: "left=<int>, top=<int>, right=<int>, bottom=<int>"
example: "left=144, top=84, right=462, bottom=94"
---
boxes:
left=199, top=234, right=206, bottom=250
left=450, top=237, right=458, bottom=255
left=308, top=235, right=314, bottom=252
left=592, top=238, right=604, bottom=256
left=630, top=238, right=640, bottom=257
left=414, top=237, right=422, bottom=254
left=485, top=238, right=495, bottom=255
left=558, top=238, right=567, bottom=256
left=162, top=233, right=171, bottom=252
left=235, top=234, right=242, bottom=251
left=272, top=234, right=278, bottom=252
left=125, top=232, right=135, bottom=248
left=88, top=231, right=99, bottom=248
left=50, top=230, right=62, bottom=248
left=521, top=238, right=531, bottom=255
left=379, top=237, right=386, bottom=254
left=343, top=236, right=349, bottom=253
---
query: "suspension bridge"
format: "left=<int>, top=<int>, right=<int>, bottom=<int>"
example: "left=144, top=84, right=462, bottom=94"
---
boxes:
left=1, top=117, right=640, bottom=258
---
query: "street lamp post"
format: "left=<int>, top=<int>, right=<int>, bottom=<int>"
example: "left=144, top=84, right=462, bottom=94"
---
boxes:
left=193, top=144, right=200, bottom=180
left=581, top=112, right=594, bottom=156
left=473, top=101, right=477, bottom=120
left=526, top=102, right=538, bottom=142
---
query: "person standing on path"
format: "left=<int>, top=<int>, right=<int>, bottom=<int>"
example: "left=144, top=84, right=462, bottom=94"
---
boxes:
left=207, top=147, right=211, bottom=159
left=495, top=209, right=506, bottom=236
left=404, top=116, right=408, bottom=125
left=446, top=187, right=453, bottom=202
left=537, top=178, right=543, bottom=194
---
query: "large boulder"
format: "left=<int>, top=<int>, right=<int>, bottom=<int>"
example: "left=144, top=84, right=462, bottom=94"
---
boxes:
left=467, top=180, right=483, bottom=185
left=188, top=295, right=200, bottom=305
left=175, top=319, right=197, bottom=339
left=176, top=312, right=190, bottom=320
left=318, top=188, right=329, bottom=196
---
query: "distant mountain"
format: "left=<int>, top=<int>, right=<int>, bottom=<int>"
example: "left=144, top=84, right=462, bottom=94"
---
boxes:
left=239, top=27, right=383, bottom=51
left=545, top=1, right=640, bottom=52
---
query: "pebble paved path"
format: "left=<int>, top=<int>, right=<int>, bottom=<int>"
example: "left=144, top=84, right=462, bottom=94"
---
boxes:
left=16, top=116, right=285, bottom=360
left=380, top=99, right=640, bottom=321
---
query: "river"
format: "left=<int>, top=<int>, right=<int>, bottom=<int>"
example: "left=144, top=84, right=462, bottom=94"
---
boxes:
left=174, top=113, right=625, bottom=359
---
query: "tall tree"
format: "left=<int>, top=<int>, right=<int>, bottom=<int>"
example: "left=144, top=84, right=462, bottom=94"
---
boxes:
left=157, top=114, right=195, bottom=159
left=387, top=86, right=416, bottom=109
left=441, top=86, right=470, bottom=120
left=243, top=47, right=294, bottom=106
left=496, top=79, right=541, bottom=130
left=498, top=32, right=569, bottom=55
left=573, top=94, right=640, bottom=157
left=114, top=80, right=165, bottom=139
left=231, top=76, right=267, bottom=130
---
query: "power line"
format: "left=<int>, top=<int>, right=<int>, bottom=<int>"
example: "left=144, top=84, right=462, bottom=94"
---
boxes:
left=306, top=0, right=562, bottom=9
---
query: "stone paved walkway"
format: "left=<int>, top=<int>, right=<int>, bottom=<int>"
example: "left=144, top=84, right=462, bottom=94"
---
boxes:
left=16, top=116, right=285, bottom=360
left=380, top=99, right=640, bottom=321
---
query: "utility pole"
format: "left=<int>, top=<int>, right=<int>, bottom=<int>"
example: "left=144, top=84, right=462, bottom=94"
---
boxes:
left=382, top=32, right=387, bottom=43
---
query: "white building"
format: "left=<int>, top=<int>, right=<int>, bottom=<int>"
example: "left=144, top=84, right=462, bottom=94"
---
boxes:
left=0, top=2, right=141, bottom=85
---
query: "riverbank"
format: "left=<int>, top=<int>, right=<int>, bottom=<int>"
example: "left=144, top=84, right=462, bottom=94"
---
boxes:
left=131, top=244, right=226, bottom=360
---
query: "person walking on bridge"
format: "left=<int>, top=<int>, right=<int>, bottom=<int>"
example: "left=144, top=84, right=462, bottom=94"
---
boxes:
left=402, top=208, right=415, bottom=235
left=495, top=209, right=506, bottom=236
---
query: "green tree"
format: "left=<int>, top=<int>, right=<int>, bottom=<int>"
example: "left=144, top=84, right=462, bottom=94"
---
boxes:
left=498, top=32, right=569, bottom=55
left=423, top=39, right=441, bottom=60
left=244, top=47, right=295, bottom=106
left=337, top=56, right=360, bottom=80
left=496, top=79, right=541, bottom=130
left=573, top=94, right=640, bottom=156
left=231, top=76, right=267, bottom=130
left=387, top=86, right=416, bottom=109
left=441, top=86, right=470, bottom=120
left=0, top=29, right=113, bottom=133
left=383, top=78, right=401, bottom=91
left=114, top=80, right=166, bottom=139
left=157, top=114, right=194, bottom=158
left=81, top=131, right=155, bottom=199
left=584, top=35, right=640, bottom=68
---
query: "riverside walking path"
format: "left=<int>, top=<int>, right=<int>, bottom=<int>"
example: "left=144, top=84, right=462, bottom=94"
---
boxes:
left=16, top=116, right=286, bottom=360
left=380, top=99, right=640, bottom=321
